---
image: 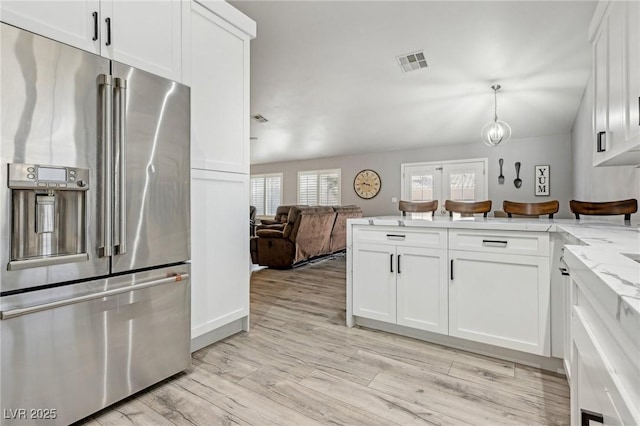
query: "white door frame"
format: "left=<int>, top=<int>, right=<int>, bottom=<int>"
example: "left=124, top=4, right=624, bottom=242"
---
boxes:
left=401, top=158, right=489, bottom=214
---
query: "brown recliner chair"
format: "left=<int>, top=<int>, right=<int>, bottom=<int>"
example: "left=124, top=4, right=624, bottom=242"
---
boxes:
left=256, top=205, right=300, bottom=231
left=250, top=206, right=337, bottom=269
left=329, top=205, right=363, bottom=253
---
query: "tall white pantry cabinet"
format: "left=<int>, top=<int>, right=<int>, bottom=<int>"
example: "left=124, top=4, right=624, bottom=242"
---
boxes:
left=183, top=1, right=256, bottom=352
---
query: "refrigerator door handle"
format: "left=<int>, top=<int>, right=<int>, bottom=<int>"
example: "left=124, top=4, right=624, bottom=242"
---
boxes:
left=0, top=273, right=189, bottom=320
left=98, top=74, right=113, bottom=258
left=114, top=77, right=127, bottom=255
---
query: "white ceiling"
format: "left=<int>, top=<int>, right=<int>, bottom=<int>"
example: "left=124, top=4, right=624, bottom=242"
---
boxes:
left=231, top=1, right=597, bottom=165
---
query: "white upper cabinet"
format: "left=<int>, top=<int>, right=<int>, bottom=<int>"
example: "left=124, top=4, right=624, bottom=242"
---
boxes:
left=186, top=2, right=251, bottom=173
left=0, top=1, right=101, bottom=54
left=0, top=0, right=182, bottom=82
left=626, top=0, right=640, bottom=146
left=591, top=0, right=640, bottom=166
left=100, top=0, right=182, bottom=82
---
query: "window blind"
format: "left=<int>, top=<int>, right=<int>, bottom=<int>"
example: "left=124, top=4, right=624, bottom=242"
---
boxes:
left=298, top=172, right=318, bottom=205
left=250, top=174, right=282, bottom=216
left=264, top=175, right=282, bottom=216
left=298, top=169, right=340, bottom=205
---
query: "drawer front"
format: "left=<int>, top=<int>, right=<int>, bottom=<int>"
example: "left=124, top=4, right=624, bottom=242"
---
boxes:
left=352, top=226, right=447, bottom=249
left=449, top=229, right=549, bottom=256
left=0, top=267, right=191, bottom=426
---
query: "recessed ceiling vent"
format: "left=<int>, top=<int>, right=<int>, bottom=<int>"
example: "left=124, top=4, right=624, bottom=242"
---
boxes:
left=251, top=114, right=269, bottom=123
left=397, top=51, right=428, bottom=73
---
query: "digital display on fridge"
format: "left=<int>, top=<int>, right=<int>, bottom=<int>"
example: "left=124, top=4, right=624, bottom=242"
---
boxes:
left=38, top=167, right=67, bottom=182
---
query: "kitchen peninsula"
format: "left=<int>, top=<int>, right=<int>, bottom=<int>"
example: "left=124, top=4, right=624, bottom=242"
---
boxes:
left=346, top=216, right=639, bottom=425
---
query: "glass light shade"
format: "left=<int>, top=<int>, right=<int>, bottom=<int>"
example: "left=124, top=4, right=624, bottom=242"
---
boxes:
left=481, top=119, right=512, bottom=147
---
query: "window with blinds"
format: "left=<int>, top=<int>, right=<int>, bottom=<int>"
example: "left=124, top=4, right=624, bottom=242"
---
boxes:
left=250, top=173, right=283, bottom=216
left=298, top=169, right=341, bottom=205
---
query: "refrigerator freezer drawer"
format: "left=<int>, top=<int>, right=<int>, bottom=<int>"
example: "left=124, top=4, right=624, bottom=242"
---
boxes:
left=0, top=265, right=191, bottom=426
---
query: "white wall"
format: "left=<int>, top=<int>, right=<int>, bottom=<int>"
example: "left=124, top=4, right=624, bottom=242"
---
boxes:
left=251, top=134, right=574, bottom=218
left=571, top=77, right=640, bottom=224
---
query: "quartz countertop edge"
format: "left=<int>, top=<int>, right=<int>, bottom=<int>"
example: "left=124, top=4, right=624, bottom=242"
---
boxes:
left=348, top=216, right=640, bottom=315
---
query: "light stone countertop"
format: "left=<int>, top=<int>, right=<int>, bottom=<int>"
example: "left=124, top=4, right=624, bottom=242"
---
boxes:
left=349, top=215, right=557, bottom=231
left=348, top=216, right=640, bottom=314
left=559, top=223, right=640, bottom=315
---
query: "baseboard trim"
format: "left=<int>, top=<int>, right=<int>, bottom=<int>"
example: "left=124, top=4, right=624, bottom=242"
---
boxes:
left=355, top=317, right=566, bottom=375
left=191, top=316, right=247, bottom=353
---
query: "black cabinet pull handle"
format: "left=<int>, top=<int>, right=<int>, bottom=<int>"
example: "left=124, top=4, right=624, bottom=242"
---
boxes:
left=386, top=234, right=406, bottom=239
left=559, top=267, right=570, bottom=276
left=105, top=17, right=112, bottom=46
left=580, top=409, right=603, bottom=426
left=92, top=12, right=98, bottom=41
left=390, top=254, right=394, bottom=273
left=596, top=131, right=606, bottom=152
left=482, top=239, right=508, bottom=246
left=397, top=255, right=401, bottom=274
left=450, top=259, right=454, bottom=280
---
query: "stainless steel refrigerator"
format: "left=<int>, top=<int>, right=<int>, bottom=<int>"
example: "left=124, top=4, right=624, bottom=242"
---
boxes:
left=0, top=23, right=191, bottom=425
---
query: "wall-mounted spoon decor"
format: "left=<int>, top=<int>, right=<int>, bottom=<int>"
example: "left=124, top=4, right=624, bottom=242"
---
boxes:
left=498, top=158, right=504, bottom=184
left=514, top=162, right=522, bottom=188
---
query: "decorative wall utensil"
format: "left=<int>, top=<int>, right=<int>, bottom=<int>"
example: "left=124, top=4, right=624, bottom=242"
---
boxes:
left=535, top=165, right=550, bottom=196
left=514, top=162, right=522, bottom=188
left=498, top=158, right=504, bottom=184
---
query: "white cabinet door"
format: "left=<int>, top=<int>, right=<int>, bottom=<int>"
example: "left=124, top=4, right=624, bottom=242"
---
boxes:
left=625, top=0, right=640, bottom=145
left=449, top=250, right=550, bottom=356
left=101, top=0, right=182, bottom=82
left=352, top=243, right=396, bottom=323
left=188, top=2, right=249, bottom=173
left=396, top=246, right=448, bottom=334
left=592, top=1, right=640, bottom=166
left=0, top=0, right=101, bottom=54
left=191, top=169, right=249, bottom=341
left=571, top=309, right=627, bottom=426
left=607, top=1, right=625, bottom=149
left=593, top=14, right=609, bottom=163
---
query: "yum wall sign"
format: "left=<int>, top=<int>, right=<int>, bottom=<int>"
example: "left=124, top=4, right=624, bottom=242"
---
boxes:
left=535, top=165, right=550, bottom=196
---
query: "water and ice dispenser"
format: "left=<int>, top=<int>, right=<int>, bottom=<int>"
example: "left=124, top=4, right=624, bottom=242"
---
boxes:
left=7, top=163, right=89, bottom=270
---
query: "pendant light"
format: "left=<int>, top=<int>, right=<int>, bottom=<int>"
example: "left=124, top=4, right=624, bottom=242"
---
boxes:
left=481, top=84, right=511, bottom=147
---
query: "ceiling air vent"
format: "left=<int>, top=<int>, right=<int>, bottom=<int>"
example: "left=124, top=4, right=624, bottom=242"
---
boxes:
left=251, top=114, right=268, bottom=123
left=397, top=51, right=428, bottom=73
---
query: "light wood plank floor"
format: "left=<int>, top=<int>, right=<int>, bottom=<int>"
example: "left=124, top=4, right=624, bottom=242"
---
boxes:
left=80, top=255, right=569, bottom=425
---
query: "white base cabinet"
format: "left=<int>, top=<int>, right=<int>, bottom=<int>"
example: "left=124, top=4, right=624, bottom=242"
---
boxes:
left=352, top=227, right=448, bottom=335
left=191, top=170, right=250, bottom=348
left=352, top=243, right=396, bottom=323
left=351, top=227, right=552, bottom=358
left=448, top=250, right=550, bottom=356
left=396, top=246, right=448, bottom=334
left=566, top=250, right=639, bottom=426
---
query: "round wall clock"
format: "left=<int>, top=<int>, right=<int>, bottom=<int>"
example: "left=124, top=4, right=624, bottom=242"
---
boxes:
left=353, top=169, right=382, bottom=199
